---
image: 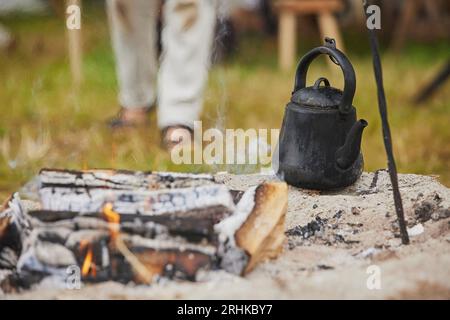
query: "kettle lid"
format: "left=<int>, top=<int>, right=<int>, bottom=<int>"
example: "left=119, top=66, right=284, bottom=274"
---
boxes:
left=291, top=77, right=343, bottom=109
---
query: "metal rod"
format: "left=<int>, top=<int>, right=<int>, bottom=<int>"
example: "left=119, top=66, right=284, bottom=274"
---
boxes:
left=363, top=1, right=409, bottom=244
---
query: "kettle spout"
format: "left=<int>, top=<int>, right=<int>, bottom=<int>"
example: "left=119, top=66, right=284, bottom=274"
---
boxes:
left=336, top=119, right=368, bottom=169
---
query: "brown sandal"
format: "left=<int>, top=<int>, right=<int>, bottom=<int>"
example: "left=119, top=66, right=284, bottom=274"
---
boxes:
left=108, top=106, right=153, bottom=129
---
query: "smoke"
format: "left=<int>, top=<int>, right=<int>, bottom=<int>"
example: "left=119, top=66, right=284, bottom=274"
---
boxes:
left=205, top=1, right=277, bottom=175
left=205, top=1, right=232, bottom=173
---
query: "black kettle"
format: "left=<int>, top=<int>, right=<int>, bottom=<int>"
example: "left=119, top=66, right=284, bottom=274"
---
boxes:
left=275, top=38, right=367, bottom=190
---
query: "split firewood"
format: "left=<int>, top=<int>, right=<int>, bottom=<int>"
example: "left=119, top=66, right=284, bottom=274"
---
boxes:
left=39, top=168, right=215, bottom=190
left=215, top=182, right=288, bottom=275
left=236, top=182, right=288, bottom=273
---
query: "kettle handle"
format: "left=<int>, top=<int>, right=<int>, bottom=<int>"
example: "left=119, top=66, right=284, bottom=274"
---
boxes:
left=293, top=38, right=356, bottom=114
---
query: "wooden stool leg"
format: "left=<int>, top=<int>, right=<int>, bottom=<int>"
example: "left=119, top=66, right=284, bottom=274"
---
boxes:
left=66, top=0, right=83, bottom=87
left=318, top=12, right=344, bottom=50
left=279, top=11, right=296, bottom=71
left=318, top=12, right=344, bottom=69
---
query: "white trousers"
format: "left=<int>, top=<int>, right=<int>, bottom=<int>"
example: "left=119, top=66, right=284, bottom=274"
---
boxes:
left=106, top=0, right=216, bottom=129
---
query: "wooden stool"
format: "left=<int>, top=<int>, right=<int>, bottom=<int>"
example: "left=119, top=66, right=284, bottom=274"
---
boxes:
left=275, top=0, right=345, bottom=70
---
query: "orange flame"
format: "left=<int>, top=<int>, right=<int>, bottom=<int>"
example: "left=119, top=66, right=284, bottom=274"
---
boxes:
left=81, top=246, right=93, bottom=276
left=80, top=241, right=96, bottom=277
left=103, top=203, right=120, bottom=242
left=78, top=202, right=116, bottom=279
left=102, top=203, right=154, bottom=284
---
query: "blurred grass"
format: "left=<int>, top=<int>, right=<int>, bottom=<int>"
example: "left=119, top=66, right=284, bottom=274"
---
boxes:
left=0, top=8, right=449, bottom=200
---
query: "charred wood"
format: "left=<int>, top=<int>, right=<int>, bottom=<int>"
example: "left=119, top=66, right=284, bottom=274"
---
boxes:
left=39, top=168, right=215, bottom=190
left=0, top=194, right=31, bottom=269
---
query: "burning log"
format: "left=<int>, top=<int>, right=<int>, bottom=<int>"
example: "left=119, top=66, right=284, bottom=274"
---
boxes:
left=74, top=205, right=218, bottom=284
left=119, top=236, right=217, bottom=283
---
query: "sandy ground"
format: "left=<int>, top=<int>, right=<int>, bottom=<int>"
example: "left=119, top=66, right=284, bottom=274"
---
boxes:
left=3, top=170, right=450, bottom=299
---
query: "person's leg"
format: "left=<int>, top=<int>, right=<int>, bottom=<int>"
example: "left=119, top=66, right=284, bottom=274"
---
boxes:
left=106, top=0, right=158, bottom=126
left=158, top=0, right=216, bottom=130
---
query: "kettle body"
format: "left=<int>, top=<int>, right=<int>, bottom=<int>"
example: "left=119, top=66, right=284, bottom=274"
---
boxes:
left=276, top=39, right=367, bottom=190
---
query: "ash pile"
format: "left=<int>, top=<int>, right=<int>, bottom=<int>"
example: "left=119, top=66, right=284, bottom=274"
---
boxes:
left=0, top=169, right=287, bottom=293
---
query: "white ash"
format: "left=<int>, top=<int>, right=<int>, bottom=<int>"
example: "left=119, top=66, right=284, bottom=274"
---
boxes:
left=195, top=269, right=243, bottom=283
left=34, top=275, right=70, bottom=291
left=213, top=186, right=257, bottom=274
left=214, top=186, right=257, bottom=246
left=39, top=170, right=151, bottom=189
left=15, top=228, right=75, bottom=273
left=34, top=241, right=77, bottom=267
left=39, top=170, right=215, bottom=190
left=145, top=185, right=234, bottom=215
left=17, top=244, right=68, bottom=279
left=39, top=185, right=235, bottom=216
left=218, top=245, right=249, bottom=275
left=357, top=247, right=381, bottom=259
left=407, top=223, right=424, bottom=237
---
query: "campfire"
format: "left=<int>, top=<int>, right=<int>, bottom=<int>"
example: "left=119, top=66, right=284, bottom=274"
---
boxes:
left=0, top=169, right=287, bottom=292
